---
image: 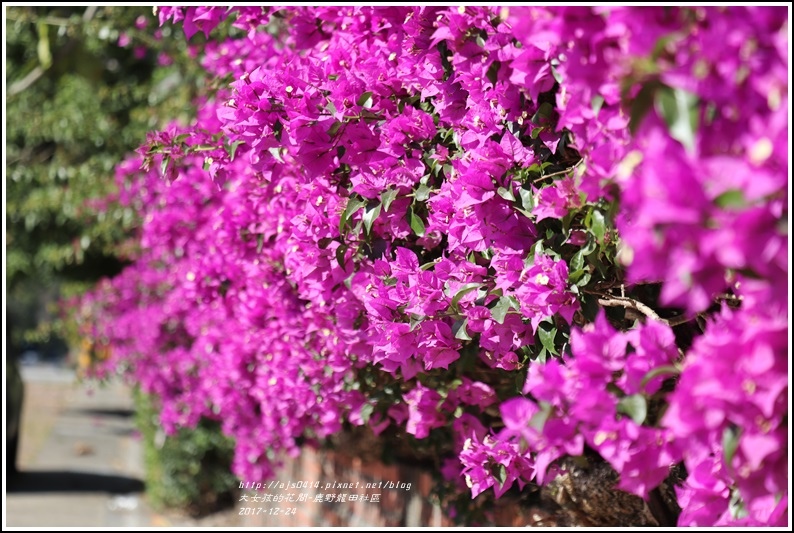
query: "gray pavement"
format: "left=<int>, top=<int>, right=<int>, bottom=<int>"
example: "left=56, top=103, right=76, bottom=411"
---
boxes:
left=5, top=364, right=247, bottom=528
left=6, top=364, right=158, bottom=527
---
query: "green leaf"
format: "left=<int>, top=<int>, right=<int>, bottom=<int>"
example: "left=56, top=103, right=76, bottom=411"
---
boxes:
left=576, top=235, right=598, bottom=260
left=409, top=313, right=425, bottom=332
left=568, top=267, right=586, bottom=284
left=408, top=207, right=426, bottom=237
left=617, top=394, right=648, bottom=425
left=728, top=489, right=749, bottom=520
left=640, top=365, right=680, bottom=389
left=629, top=80, right=661, bottom=134
left=551, top=65, right=563, bottom=84
left=531, top=102, right=555, bottom=125
left=335, top=244, right=348, bottom=269
left=574, top=270, right=592, bottom=287
left=328, top=120, right=343, bottom=137
left=497, top=186, right=516, bottom=202
left=317, top=237, right=334, bottom=249
left=651, top=33, right=677, bottom=61
left=518, top=186, right=535, bottom=213
left=419, top=259, right=439, bottom=271
left=530, top=126, right=544, bottom=139
left=486, top=60, right=500, bottom=86
left=339, top=197, right=366, bottom=234
left=359, top=403, right=375, bottom=425
left=357, top=91, right=373, bottom=108
left=160, top=156, right=171, bottom=177
left=655, top=86, right=699, bottom=153
left=326, top=99, right=337, bottom=115
left=529, top=401, right=553, bottom=431
left=268, top=147, right=284, bottom=163
left=227, top=140, right=245, bottom=161
left=452, top=319, right=472, bottom=341
left=363, top=203, right=382, bottom=235
left=590, top=209, right=606, bottom=244
left=570, top=234, right=597, bottom=274
left=273, top=119, right=284, bottom=141
left=380, top=188, right=398, bottom=213
left=722, top=426, right=740, bottom=468
left=714, top=189, right=746, bottom=209
left=537, top=323, right=558, bottom=355
left=496, top=464, right=507, bottom=487
left=451, top=283, right=482, bottom=310
left=591, top=94, right=605, bottom=117
left=490, top=296, right=517, bottom=324
left=414, top=182, right=431, bottom=202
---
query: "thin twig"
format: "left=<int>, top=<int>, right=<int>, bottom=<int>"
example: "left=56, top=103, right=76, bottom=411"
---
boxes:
left=586, top=288, right=704, bottom=327
left=596, top=295, right=662, bottom=321
left=6, top=14, right=72, bottom=26
left=597, top=296, right=701, bottom=327
left=8, top=7, right=97, bottom=99
left=620, top=280, right=664, bottom=287
left=532, top=159, right=583, bottom=183
left=664, top=314, right=697, bottom=327
left=8, top=66, right=45, bottom=97
left=83, top=6, right=98, bottom=21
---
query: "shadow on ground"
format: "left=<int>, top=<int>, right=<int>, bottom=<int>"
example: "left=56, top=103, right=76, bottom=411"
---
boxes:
left=67, top=407, right=136, bottom=419
left=7, top=470, right=145, bottom=494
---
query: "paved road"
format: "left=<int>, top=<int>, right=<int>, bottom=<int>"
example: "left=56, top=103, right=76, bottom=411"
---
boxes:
left=6, top=365, right=159, bottom=527
left=6, top=363, right=249, bottom=527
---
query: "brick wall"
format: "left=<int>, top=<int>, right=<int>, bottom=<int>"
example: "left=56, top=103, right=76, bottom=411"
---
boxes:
left=238, top=447, right=550, bottom=527
left=237, top=446, right=676, bottom=527
left=238, top=448, right=444, bottom=527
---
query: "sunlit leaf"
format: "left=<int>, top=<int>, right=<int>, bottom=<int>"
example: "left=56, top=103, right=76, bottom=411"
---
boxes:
left=590, top=209, right=606, bottom=244
left=408, top=206, right=425, bottom=237
left=380, top=188, right=398, bottom=213
left=538, top=322, right=558, bottom=355
left=452, top=319, right=472, bottom=340
left=363, top=203, right=381, bottom=235
left=339, top=197, right=366, bottom=234
left=722, top=426, right=740, bottom=467
left=714, top=189, right=746, bottom=209
left=617, top=394, right=648, bottom=425
left=655, top=86, right=699, bottom=153
left=357, top=91, right=373, bottom=108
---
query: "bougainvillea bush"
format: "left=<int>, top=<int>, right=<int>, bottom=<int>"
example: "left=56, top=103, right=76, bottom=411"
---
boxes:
left=75, top=6, right=789, bottom=526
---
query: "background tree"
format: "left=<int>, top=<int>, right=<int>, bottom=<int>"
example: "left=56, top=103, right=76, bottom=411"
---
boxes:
left=5, top=6, right=242, bottom=513
left=5, top=5, right=201, bottom=349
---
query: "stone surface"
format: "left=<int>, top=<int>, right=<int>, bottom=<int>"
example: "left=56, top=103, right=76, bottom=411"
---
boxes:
left=5, top=365, right=244, bottom=528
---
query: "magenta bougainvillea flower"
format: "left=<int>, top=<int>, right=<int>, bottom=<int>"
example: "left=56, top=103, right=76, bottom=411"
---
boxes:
left=76, top=5, right=787, bottom=526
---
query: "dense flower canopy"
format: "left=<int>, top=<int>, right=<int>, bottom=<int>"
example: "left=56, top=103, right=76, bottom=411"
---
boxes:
left=76, top=6, right=789, bottom=526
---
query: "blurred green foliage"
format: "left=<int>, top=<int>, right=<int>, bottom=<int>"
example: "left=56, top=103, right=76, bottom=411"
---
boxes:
left=5, top=6, right=202, bottom=346
left=6, top=7, right=239, bottom=513
left=133, top=388, right=240, bottom=516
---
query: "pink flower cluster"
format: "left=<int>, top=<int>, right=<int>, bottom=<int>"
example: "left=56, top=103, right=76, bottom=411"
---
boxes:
left=77, top=6, right=788, bottom=526
left=482, top=314, right=681, bottom=498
